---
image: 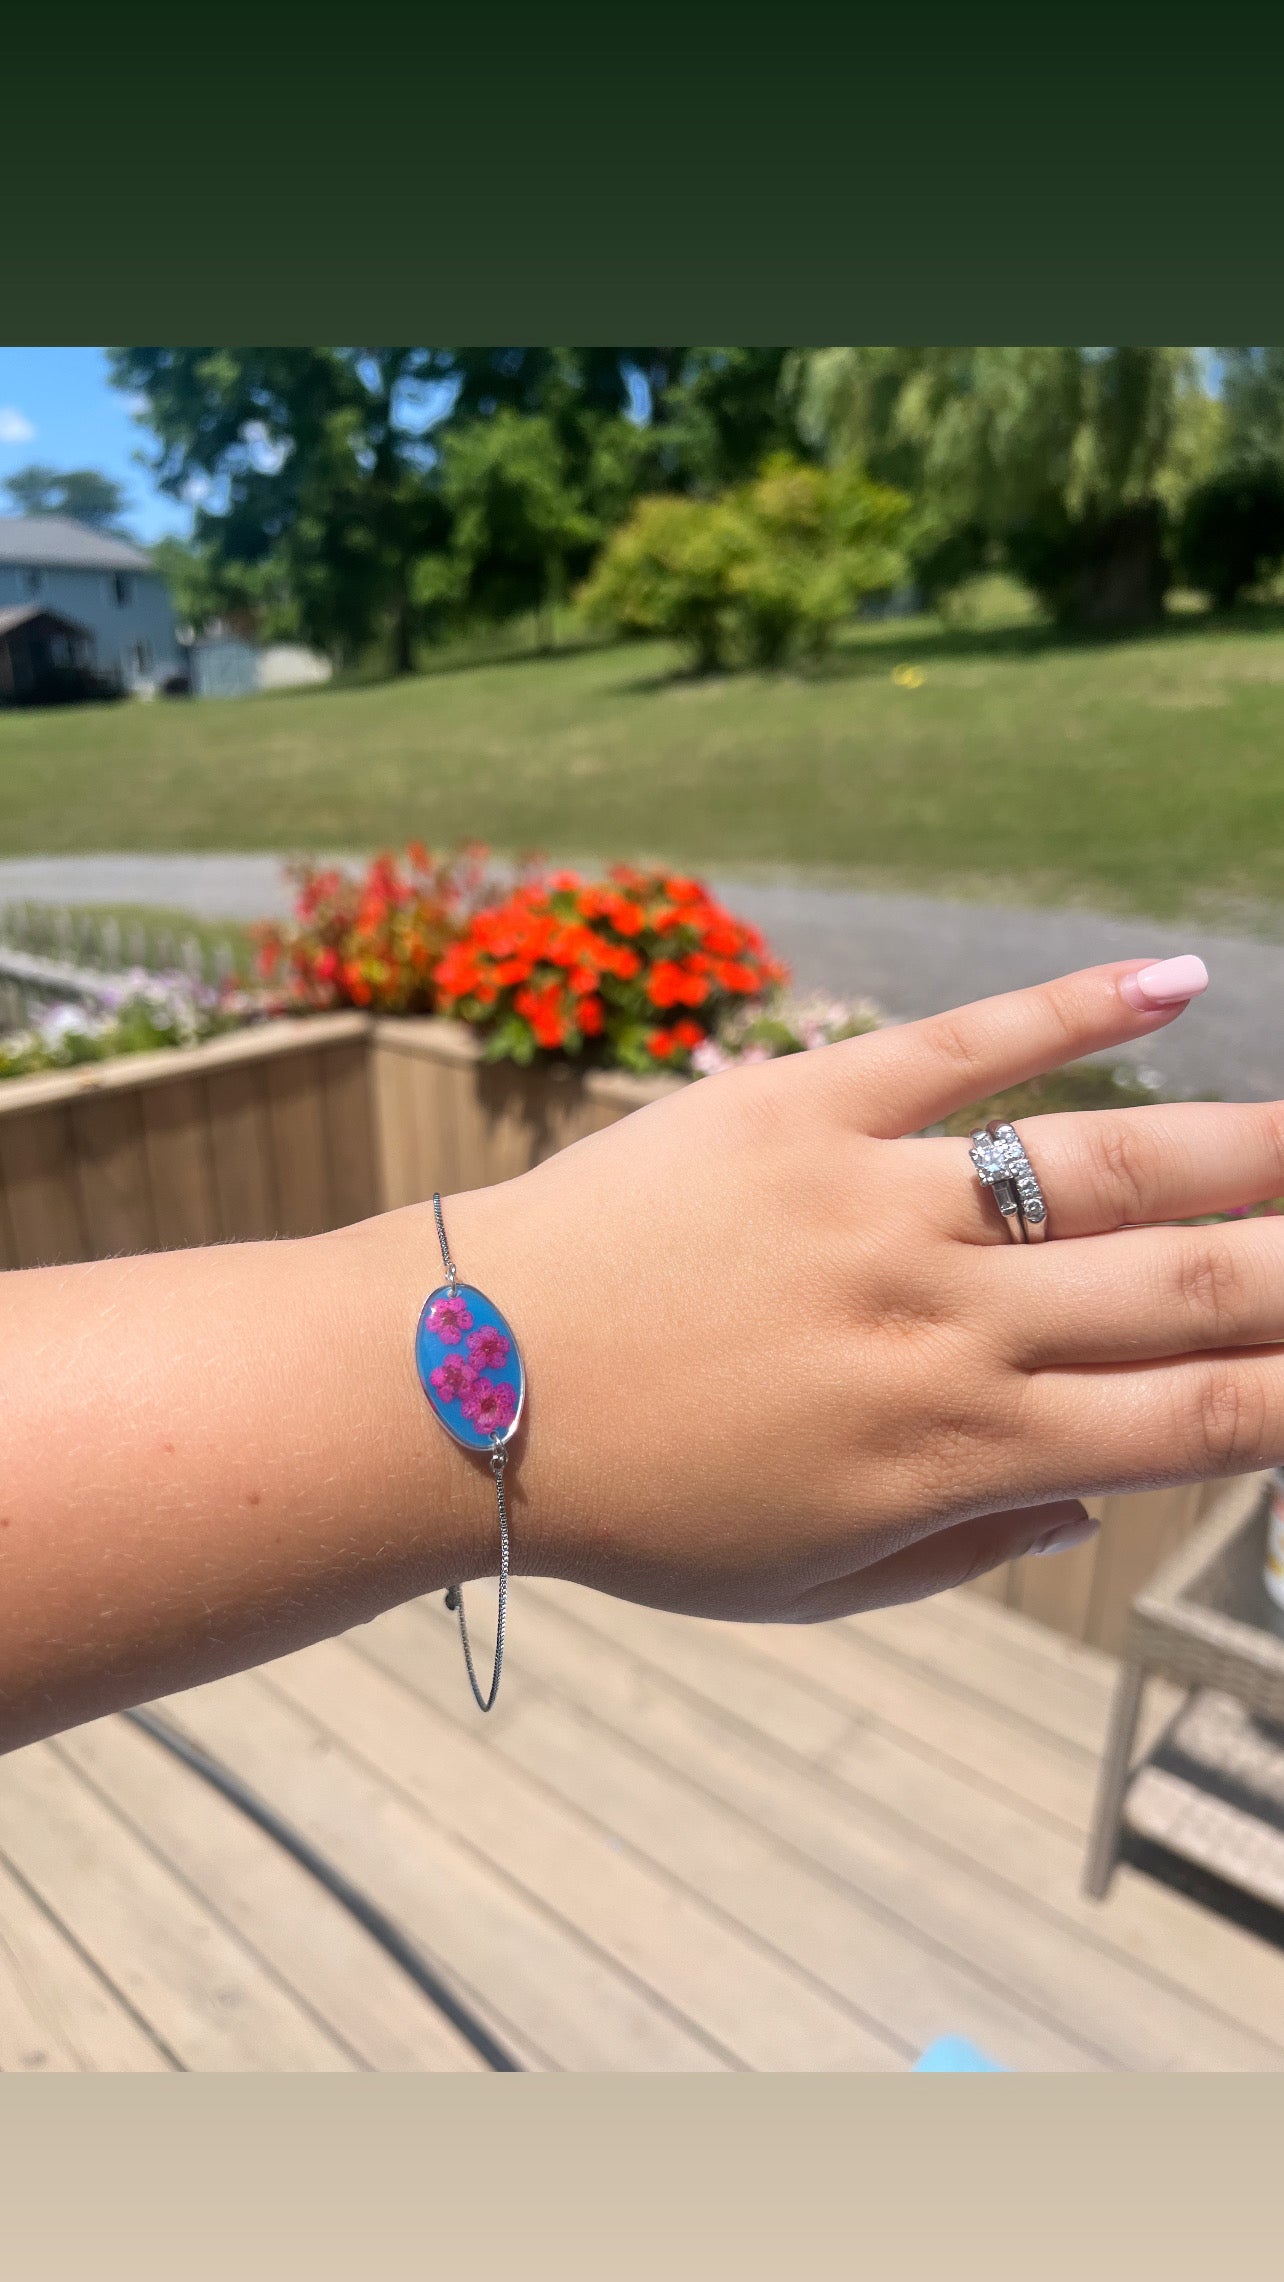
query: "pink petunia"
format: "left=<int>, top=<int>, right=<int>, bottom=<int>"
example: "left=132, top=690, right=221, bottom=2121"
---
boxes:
left=427, top=1294, right=474, bottom=1344
left=430, top=1354, right=478, bottom=1403
left=467, top=1324, right=511, bottom=1370
left=461, top=1376, right=518, bottom=1434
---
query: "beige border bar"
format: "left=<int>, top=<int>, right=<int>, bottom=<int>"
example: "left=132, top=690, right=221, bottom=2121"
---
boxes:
left=0, top=2075, right=1280, bottom=2279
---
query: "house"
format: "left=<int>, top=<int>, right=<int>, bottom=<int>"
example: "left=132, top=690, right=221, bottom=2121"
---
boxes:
left=0, top=517, right=183, bottom=696
left=0, top=605, right=99, bottom=704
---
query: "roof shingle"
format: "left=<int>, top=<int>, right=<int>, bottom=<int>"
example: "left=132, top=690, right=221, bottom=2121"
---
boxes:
left=0, top=517, right=153, bottom=572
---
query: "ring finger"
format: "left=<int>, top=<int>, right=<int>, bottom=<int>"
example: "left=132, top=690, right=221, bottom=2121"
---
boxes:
left=940, top=1098, right=1284, bottom=1244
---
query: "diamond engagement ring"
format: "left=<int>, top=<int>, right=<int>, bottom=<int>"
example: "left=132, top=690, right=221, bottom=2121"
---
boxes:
left=969, top=1120, right=1049, bottom=1243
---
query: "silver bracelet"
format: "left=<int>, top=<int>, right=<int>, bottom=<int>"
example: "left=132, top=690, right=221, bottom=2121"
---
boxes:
left=413, top=1194, right=523, bottom=1712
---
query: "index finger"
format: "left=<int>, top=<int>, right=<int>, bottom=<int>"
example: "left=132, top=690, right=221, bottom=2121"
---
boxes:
left=837, top=958, right=1208, bottom=1138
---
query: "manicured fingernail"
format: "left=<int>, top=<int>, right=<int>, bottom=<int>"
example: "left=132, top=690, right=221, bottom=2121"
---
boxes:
left=1120, top=955, right=1209, bottom=1011
left=1030, top=1513, right=1100, bottom=1558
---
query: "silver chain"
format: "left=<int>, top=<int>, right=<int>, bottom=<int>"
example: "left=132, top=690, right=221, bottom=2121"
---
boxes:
left=432, top=1190, right=458, bottom=1293
left=434, top=1193, right=508, bottom=1713
left=446, top=1446, right=509, bottom=1713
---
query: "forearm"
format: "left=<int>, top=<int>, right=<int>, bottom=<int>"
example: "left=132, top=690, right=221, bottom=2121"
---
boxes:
left=0, top=1196, right=514, bottom=1752
left=4, top=957, right=1278, bottom=1758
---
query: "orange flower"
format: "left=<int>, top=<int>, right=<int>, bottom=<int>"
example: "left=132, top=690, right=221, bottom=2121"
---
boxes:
left=647, top=960, right=708, bottom=1009
left=712, top=959, right=762, bottom=994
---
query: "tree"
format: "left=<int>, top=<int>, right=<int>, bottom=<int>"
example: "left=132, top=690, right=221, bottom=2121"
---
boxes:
left=440, top=411, right=597, bottom=647
left=110, top=349, right=450, bottom=673
left=727, top=457, right=907, bottom=665
left=444, top=347, right=802, bottom=496
left=111, top=346, right=813, bottom=667
left=579, top=495, right=745, bottom=672
left=793, top=347, right=1205, bottom=627
left=2, top=464, right=127, bottom=529
left=579, top=459, right=908, bottom=672
left=1217, top=348, right=1284, bottom=464
left=653, top=349, right=803, bottom=491
left=148, top=535, right=298, bottom=641
left=1176, top=464, right=1284, bottom=607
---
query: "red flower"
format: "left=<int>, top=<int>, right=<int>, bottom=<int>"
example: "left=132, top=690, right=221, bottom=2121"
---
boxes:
left=430, top=862, right=785, bottom=1070
left=515, top=983, right=566, bottom=1050
left=712, top=960, right=762, bottom=994
left=647, top=960, right=708, bottom=1009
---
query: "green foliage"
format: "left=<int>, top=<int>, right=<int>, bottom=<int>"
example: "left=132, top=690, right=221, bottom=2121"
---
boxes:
left=2, top=464, right=127, bottom=530
left=439, top=412, right=597, bottom=642
left=580, top=495, right=744, bottom=671
left=1217, top=349, right=1284, bottom=464
left=1176, top=463, right=1284, bottom=607
left=579, top=458, right=908, bottom=671
left=110, top=349, right=451, bottom=674
left=149, top=535, right=299, bottom=640
left=794, top=348, right=1205, bottom=627
left=0, top=979, right=240, bottom=1080
left=653, top=349, right=801, bottom=491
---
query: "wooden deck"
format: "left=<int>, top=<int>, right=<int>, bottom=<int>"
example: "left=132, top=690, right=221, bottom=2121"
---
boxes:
left=1, top=1580, right=1283, bottom=2072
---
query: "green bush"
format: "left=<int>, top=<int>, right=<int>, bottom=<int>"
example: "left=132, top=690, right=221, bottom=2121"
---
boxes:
left=579, top=458, right=908, bottom=671
left=1176, top=462, right=1284, bottom=608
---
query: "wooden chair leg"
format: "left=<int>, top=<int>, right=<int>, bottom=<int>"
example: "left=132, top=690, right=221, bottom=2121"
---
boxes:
left=1083, top=1661, right=1146, bottom=1899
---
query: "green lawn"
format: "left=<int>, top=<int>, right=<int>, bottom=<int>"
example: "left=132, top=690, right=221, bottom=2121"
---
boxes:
left=3, top=608, right=1284, bottom=922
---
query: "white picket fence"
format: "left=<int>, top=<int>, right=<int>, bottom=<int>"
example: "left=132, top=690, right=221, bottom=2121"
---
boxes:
left=0, top=904, right=239, bottom=1030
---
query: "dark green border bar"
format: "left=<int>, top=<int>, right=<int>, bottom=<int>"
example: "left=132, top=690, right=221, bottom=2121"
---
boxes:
left=5, top=3, right=1284, bottom=340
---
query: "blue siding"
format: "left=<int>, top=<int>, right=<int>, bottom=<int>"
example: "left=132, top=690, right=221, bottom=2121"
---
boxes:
left=0, top=562, right=181, bottom=690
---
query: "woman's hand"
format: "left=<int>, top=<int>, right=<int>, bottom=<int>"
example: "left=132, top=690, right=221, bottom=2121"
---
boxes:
left=449, top=952, right=1284, bottom=1621
left=9, top=947, right=1283, bottom=1753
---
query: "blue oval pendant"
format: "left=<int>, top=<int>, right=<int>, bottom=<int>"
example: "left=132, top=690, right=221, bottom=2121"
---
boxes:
left=415, top=1283, right=525, bottom=1452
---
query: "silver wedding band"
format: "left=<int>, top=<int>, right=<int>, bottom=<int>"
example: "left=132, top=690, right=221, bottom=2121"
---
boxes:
left=969, top=1120, right=1049, bottom=1243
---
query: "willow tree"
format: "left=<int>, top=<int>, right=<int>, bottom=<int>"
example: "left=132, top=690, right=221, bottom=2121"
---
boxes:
left=792, top=347, right=1211, bottom=627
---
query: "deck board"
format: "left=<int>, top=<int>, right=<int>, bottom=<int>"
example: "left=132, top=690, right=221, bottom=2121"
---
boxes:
left=1, top=1583, right=1281, bottom=2071
left=57, top=1717, right=487, bottom=2072
left=0, top=1853, right=169, bottom=2072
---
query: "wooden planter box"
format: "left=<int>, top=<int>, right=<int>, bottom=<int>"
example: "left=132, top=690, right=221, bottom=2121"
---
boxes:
left=0, top=1012, right=1228, bottom=1656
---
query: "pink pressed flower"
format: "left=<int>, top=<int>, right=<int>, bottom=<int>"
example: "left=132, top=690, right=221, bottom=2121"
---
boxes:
left=461, top=1376, right=518, bottom=1433
left=428, top=1294, right=474, bottom=1344
left=430, top=1354, right=478, bottom=1403
left=467, top=1324, right=511, bottom=1370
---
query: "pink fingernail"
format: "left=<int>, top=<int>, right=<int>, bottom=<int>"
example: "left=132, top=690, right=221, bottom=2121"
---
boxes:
left=1119, top=955, right=1209, bottom=1011
left=1030, top=1513, right=1100, bottom=1558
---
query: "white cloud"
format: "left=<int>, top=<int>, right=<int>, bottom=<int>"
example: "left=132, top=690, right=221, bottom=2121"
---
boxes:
left=0, top=406, right=36, bottom=446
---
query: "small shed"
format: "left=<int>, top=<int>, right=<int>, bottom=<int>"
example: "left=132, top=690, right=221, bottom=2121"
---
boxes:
left=188, top=635, right=260, bottom=700
left=0, top=605, right=95, bottom=705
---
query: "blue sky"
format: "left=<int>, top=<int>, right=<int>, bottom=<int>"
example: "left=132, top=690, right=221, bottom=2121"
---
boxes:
left=0, top=347, right=190, bottom=545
